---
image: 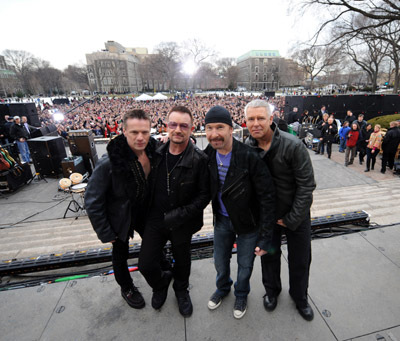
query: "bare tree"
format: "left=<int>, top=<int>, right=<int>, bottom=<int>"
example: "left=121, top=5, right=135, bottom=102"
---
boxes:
left=153, top=42, right=182, bottom=91
left=3, top=49, right=35, bottom=93
left=215, top=58, right=239, bottom=90
left=64, top=64, right=89, bottom=90
left=183, top=38, right=217, bottom=65
left=291, top=46, right=342, bottom=89
left=302, top=0, right=400, bottom=47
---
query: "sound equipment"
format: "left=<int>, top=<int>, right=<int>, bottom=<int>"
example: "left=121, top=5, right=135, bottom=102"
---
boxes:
left=0, top=163, right=32, bottom=192
left=68, top=130, right=98, bottom=174
left=299, top=124, right=319, bottom=138
left=264, top=91, right=276, bottom=97
left=53, top=98, right=70, bottom=105
left=28, top=136, right=67, bottom=177
left=0, top=103, right=41, bottom=127
left=30, top=124, right=58, bottom=138
left=61, top=156, right=86, bottom=178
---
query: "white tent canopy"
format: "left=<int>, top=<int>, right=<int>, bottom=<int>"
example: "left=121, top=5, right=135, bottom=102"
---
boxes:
left=135, top=94, right=154, bottom=101
left=153, top=93, right=168, bottom=100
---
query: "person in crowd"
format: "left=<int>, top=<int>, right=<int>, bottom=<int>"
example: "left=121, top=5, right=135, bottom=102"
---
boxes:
left=339, top=121, right=350, bottom=153
left=344, top=122, right=360, bottom=166
left=301, top=110, right=312, bottom=124
left=381, top=121, right=400, bottom=174
left=355, top=114, right=367, bottom=131
left=287, top=107, right=299, bottom=124
left=315, top=113, right=329, bottom=155
left=204, top=105, right=275, bottom=319
left=344, top=110, right=356, bottom=125
left=21, top=116, right=37, bottom=138
left=85, top=109, right=157, bottom=310
left=365, top=124, right=383, bottom=172
left=138, top=106, right=210, bottom=318
left=9, top=116, right=31, bottom=163
left=105, top=120, right=120, bottom=137
left=358, top=123, right=372, bottom=165
left=315, top=105, right=327, bottom=123
left=320, top=117, right=338, bottom=159
left=245, top=99, right=316, bottom=322
left=2, top=115, right=14, bottom=144
left=273, top=110, right=288, bottom=132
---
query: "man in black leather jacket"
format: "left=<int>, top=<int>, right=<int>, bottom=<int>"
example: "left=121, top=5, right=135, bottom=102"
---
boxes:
left=204, top=106, right=275, bottom=320
left=138, top=106, right=210, bottom=318
left=85, top=109, right=155, bottom=310
left=245, top=99, right=316, bottom=321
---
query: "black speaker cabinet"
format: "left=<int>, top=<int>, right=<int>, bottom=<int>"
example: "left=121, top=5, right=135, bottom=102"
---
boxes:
left=68, top=130, right=98, bottom=175
left=0, top=163, right=32, bottom=191
left=61, top=156, right=86, bottom=178
left=27, top=136, right=67, bottom=177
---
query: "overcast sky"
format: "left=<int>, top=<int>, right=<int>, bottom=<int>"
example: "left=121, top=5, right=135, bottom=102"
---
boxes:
left=0, top=0, right=319, bottom=70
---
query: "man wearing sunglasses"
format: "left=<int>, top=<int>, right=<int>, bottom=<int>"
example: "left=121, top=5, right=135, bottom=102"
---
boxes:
left=204, top=106, right=275, bottom=319
left=139, top=105, right=210, bottom=317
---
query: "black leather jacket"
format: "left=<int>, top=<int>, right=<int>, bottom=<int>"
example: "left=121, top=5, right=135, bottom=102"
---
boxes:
left=204, top=138, right=275, bottom=251
left=246, top=122, right=316, bottom=230
left=85, top=135, right=157, bottom=243
left=151, top=141, right=210, bottom=239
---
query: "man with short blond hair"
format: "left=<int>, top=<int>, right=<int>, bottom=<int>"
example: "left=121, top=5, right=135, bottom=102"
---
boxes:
left=245, top=99, right=316, bottom=321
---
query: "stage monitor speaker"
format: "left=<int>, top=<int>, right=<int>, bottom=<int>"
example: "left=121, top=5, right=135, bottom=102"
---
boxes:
left=67, top=130, right=98, bottom=175
left=53, top=98, right=70, bottom=105
left=28, top=136, right=67, bottom=177
left=61, top=156, right=86, bottom=178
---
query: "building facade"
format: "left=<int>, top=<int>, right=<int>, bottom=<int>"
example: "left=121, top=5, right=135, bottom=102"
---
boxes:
left=86, top=41, right=143, bottom=93
left=237, top=50, right=281, bottom=91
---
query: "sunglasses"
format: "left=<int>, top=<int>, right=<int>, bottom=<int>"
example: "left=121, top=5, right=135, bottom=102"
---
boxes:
left=168, top=121, right=191, bottom=131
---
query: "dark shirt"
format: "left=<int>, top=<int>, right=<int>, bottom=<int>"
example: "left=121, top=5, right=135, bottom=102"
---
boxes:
left=149, top=151, right=183, bottom=220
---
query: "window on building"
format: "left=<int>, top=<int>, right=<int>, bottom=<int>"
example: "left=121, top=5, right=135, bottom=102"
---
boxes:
left=255, top=66, right=259, bottom=73
left=255, top=74, right=258, bottom=81
left=263, top=74, right=267, bottom=81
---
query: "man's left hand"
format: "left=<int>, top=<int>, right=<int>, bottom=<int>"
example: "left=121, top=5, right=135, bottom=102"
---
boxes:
left=277, top=219, right=287, bottom=227
left=254, top=246, right=267, bottom=256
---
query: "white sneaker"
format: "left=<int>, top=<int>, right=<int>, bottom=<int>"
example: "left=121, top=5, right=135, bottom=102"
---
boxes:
left=207, top=291, right=223, bottom=310
left=233, top=297, right=247, bottom=319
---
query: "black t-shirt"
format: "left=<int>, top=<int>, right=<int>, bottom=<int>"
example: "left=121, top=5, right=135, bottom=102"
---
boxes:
left=148, top=150, right=183, bottom=220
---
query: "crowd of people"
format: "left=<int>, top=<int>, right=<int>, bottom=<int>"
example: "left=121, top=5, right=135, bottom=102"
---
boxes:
left=35, top=95, right=285, bottom=139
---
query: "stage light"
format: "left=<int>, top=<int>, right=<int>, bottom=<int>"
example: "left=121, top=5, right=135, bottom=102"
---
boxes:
left=52, top=110, right=64, bottom=122
left=269, top=104, right=275, bottom=112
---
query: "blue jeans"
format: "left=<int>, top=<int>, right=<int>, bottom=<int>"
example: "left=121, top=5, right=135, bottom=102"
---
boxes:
left=213, top=214, right=258, bottom=298
left=339, top=139, right=346, bottom=152
left=16, top=140, right=30, bottom=163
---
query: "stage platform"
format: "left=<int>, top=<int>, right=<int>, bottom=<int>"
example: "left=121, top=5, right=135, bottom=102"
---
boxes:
left=1, top=142, right=400, bottom=340
left=1, top=224, right=400, bottom=341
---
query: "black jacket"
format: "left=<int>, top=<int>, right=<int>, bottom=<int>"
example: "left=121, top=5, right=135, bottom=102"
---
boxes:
left=204, top=139, right=275, bottom=251
left=151, top=141, right=210, bottom=240
left=85, top=135, right=157, bottom=243
left=320, top=123, right=338, bottom=143
left=382, top=126, right=400, bottom=154
left=246, top=123, right=316, bottom=230
left=10, top=123, right=29, bottom=141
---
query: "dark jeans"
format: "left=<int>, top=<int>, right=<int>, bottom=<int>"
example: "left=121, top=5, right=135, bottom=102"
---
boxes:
left=381, top=151, right=396, bottom=172
left=317, top=141, right=325, bottom=154
left=112, top=238, right=133, bottom=292
left=213, top=214, right=258, bottom=298
left=139, top=219, right=192, bottom=296
left=366, top=147, right=379, bottom=170
left=261, top=216, right=311, bottom=308
left=326, top=141, right=333, bottom=157
left=358, top=145, right=366, bottom=163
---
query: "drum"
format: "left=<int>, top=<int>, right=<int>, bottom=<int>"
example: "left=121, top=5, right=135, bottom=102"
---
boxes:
left=70, top=172, right=83, bottom=185
left=71, top=183, right=87, bottom=193
left=59, top=178, right=72, bottom=190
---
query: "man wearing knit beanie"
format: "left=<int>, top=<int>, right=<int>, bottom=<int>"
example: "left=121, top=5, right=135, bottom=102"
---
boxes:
left=204, top=105, right=276, bottom=319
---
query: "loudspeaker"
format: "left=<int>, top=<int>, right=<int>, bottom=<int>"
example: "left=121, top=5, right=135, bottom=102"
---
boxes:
left=61, top=156, right=86, bottom=178
left=53, top=98, right=70, bottom=105
left=27, top=136, right=67, bottom=177
left=0, top=163, right=33, bottom=191
left=67, top=130, right=98, bottom=175
left=7, top=103, right=40, bottom=127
